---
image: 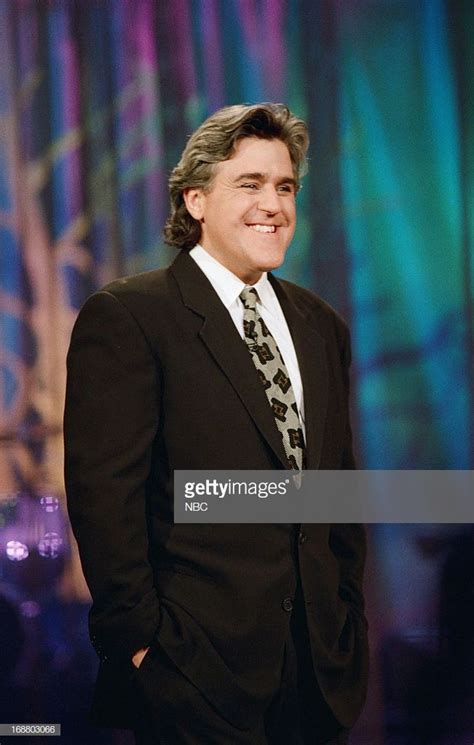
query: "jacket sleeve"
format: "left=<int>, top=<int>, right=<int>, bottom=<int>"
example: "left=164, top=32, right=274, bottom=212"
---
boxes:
left=329, top=324, right=367, bottom=623
left=64, top=290, right=161, bottom=662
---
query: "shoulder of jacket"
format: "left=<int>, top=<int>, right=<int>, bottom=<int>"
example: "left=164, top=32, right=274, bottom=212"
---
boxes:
left=74, top=267, right=176, bottom=331
left=276, top=277, right=350, bottom=335
left=100, top=267, right=171, bottom=299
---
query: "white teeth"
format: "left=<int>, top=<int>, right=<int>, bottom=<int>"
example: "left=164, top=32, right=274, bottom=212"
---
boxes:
left=248, top=224, right=276, bottom=233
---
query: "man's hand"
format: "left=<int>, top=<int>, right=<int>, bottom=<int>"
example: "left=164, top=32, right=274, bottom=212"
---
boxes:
left=132, top=647, right=150, bottom=669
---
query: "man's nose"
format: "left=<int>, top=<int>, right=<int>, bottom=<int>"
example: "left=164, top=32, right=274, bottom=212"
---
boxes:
left=257, top=185, right=281, bottom=213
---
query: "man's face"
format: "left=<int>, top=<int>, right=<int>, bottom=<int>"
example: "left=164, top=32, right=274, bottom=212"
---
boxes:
left=184, top=137, right=297, bottom=284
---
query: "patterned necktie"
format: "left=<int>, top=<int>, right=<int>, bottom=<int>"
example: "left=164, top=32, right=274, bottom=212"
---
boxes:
left=239, top=287, right=305, bottom=470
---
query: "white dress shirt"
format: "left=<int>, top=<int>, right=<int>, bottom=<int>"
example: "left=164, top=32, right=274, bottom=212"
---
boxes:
left=189, top=244, right=305, bottom=435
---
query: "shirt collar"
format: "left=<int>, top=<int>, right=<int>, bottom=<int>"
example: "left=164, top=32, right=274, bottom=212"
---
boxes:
left=189, top=244, right=272, bottom=310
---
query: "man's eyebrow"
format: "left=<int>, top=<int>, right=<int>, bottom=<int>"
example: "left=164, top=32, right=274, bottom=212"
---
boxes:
left=233, top=172, right=298, bottom=187
left=233, top=172, right=265, bottom=182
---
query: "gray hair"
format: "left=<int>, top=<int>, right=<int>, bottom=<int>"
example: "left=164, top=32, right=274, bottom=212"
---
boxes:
left=163, top=103, right=309, bottom=250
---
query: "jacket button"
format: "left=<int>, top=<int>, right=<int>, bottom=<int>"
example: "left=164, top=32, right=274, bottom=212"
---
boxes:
left=299, top=531, right=308, bottom=544
left=282, top=598, right=293, bottom=612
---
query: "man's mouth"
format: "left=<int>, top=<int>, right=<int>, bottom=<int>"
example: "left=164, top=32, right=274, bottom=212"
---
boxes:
left=247, top=224, right=277, bottom=233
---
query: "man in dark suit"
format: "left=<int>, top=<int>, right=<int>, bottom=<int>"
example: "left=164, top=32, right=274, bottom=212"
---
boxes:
left=64, top=103, right=368, bottom=744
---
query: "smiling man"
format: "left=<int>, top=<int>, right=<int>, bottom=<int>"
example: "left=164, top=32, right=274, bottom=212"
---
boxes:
left=64, top=104, right=368, bottom=745
left=183, top=137, right=297, bottom=283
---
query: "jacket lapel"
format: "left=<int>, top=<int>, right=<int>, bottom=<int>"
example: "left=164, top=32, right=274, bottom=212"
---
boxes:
left=269, top=275, right=328, bottom=469
left=170, top=252, right=289, bottom=469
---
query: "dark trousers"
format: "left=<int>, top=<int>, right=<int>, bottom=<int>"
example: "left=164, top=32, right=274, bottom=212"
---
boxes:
left=133, top=588, right=349, bottom=745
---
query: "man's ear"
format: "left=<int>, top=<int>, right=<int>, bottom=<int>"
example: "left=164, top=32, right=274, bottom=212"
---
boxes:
left=183, top=187, right=205, bottom=221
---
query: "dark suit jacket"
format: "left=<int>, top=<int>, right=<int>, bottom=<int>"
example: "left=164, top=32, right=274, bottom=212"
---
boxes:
left=64, top=250, right=368, bottom=731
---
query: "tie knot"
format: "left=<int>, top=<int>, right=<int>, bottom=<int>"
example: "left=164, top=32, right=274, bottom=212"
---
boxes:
left=239, top=286, right=259, bottom=311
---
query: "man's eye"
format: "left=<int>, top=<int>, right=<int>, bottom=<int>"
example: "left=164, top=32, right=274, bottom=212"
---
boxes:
left=278, top=184, right=294, bottom=194
left=241, top=183, right=259, bottom=190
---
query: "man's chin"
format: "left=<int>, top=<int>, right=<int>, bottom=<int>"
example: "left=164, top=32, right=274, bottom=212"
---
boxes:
left=258, top=251, right=287, bottom=273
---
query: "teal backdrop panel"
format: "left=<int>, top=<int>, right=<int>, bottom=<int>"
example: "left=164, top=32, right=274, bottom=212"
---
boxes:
left=338, top=0, right=473, bottom=468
